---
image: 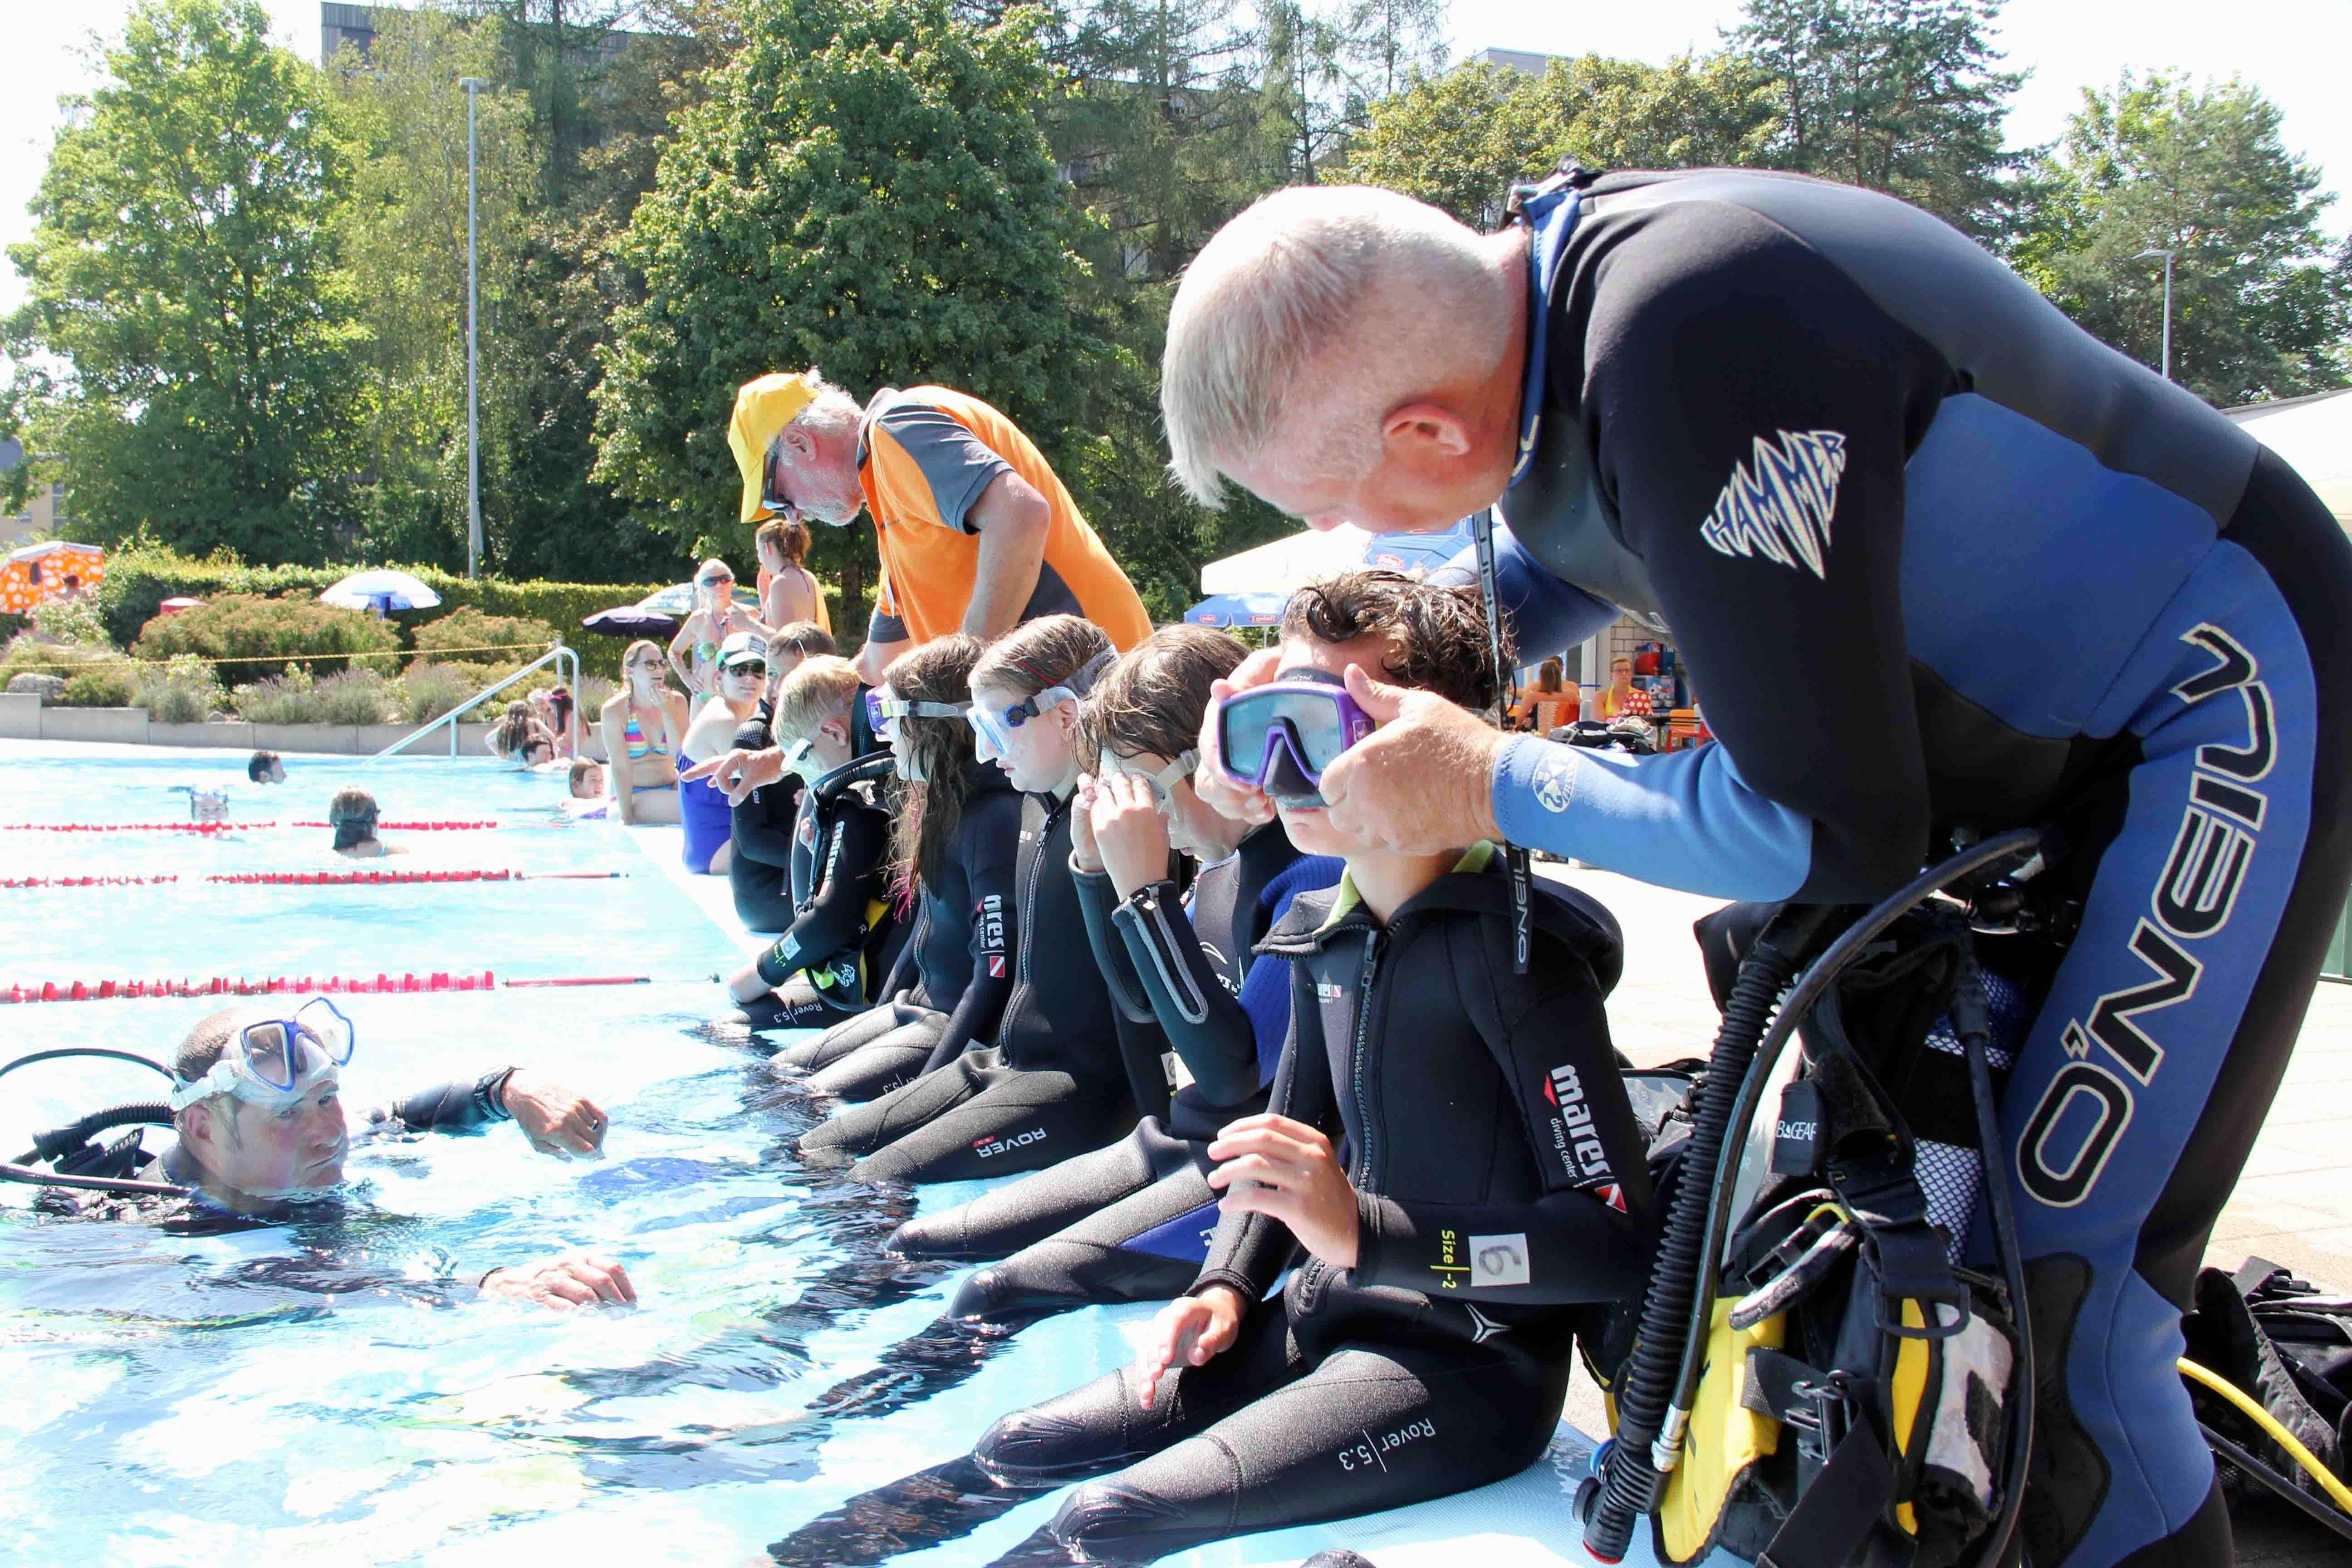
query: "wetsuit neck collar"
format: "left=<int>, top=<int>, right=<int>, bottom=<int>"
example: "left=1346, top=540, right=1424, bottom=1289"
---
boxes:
left=1316, top=840, right=1500, bottom=934
left=156, top=1141, right=233, bottom=1215
left=1507, top=173, right=1585, bottom=490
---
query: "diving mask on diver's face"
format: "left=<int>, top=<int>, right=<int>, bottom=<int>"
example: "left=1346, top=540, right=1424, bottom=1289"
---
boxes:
left=168, top=999, right=356, bottom=1111
left=1215, top=669, right=1376, bottom=808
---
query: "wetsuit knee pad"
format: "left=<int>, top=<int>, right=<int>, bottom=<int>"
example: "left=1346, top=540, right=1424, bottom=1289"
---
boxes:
left=975, top=1367, right=1161, bottom=1485
left=947, top=1240, right=1203, bottom=1324
left=848, top=1070, right=1123, bottom=1186
left=889, top=1120, right=1184, bottom=1262
left=805, top=1019, right=946, bottom=1102
left=778, top=1001, right=932, bottom=1072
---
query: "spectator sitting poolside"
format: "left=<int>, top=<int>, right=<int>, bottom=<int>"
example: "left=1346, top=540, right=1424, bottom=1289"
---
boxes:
left=676, top=632, right=769, bottom=874
left=600, top=640, right=686, bottom=825
left=248, top=750, right=286, bottom=784
left=327, top=788, right=405, bottom=859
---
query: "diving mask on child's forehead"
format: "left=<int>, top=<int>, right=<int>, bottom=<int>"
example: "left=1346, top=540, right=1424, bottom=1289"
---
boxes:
left=167, top=999, right=356, bottom=1111
left=1215, top=670, right=1376, bottom=808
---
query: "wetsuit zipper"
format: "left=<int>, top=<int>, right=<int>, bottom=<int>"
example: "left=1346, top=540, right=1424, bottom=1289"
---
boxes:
left=993, top=791, right=1066, bottom=1063
left=1348, top=927, right=1387, bottom=1189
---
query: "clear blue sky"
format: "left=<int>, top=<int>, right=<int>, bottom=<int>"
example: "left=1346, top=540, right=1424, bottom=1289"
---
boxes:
left=4, top=0, right=2347, bottom=336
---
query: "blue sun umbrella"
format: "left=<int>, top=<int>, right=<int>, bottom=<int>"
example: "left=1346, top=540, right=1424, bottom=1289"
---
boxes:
left=1184, top=590, right=1291, bottom=627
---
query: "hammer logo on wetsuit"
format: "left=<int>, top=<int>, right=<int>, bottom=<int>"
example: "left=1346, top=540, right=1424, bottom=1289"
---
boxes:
left=1699, top=428, right=1848, bottom=581
left=1337, top=1417, right=1437, bottom=1473
left=2019, top=624, right=2276, bottom=1209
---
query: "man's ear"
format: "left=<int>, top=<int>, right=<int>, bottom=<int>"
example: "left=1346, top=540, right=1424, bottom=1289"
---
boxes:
left=781, top=424, right=819, bottom=464
left=179, top=1102, right=222, bottom=1169
left=1380, top=401, right=1475, bottom=459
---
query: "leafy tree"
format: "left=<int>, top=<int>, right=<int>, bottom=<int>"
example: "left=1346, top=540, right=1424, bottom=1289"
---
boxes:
left=1346, top=54, right=1781, bottom=227
left=591, top=0, right=1144, bottom=607
left=2013, top=72, right=2352, bottom=406
left=4, top=0, right=365, bottom=563
left=1729, top=0, right=2023, bottom=237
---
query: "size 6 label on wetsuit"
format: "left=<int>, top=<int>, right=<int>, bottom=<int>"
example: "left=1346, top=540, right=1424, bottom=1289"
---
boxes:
left=1468, top=1233, right=1532, bottom=1288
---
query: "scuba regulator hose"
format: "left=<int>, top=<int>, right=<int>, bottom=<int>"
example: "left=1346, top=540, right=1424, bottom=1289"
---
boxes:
left=0, top=1046, right=191, bottom=1198
left=1579, top=827, right=2047, bottom=1565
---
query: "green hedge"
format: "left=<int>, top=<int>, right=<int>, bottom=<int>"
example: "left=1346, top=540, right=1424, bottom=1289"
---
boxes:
left=132, top=593, right=405, bottom=678
left=88, top=543, right=671, bottom=677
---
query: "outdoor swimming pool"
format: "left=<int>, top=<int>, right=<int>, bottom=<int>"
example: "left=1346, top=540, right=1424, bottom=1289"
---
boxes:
left=0, top=742, right=1622, bottom=1568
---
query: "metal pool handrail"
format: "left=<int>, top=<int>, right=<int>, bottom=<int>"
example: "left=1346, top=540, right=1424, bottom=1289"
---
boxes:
left=371, top=643, right=582, bottom=759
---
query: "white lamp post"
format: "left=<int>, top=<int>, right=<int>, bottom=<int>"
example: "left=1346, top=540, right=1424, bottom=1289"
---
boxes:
left=461, top=76, right=487, bottom=578
left=2136, top=247, right=2176, bottom=381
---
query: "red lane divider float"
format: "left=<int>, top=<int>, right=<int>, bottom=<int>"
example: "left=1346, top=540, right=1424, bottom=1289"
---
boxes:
left=4, top=875, right=181, bottom=889
left=206, top=870, right=624, bottom=886
left=0, top=822, right=262, bottom=834
left=2, top=971, right=655, bottom=1004
left=291, top=820, right=501, bottom=831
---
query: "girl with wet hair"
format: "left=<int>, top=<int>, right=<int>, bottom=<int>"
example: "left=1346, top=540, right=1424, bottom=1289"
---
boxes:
left=887, top=622, right=1343, bottom=1319
left=798, top=615, right=1166, bottom=1185
left=771, top=635, right=1023, bottom=1101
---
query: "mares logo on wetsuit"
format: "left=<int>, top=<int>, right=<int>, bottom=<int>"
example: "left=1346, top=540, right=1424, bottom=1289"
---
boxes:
left=2018, top=624, right=2275, bottom=1209
left=978, top=893, right=1006, bottom=977
left=1540, top=1063, right=1623, bottom=1209
left=973, top=1127, right=1047, bottom=1159
left=1338, top=1417, right=1436, bottom=1473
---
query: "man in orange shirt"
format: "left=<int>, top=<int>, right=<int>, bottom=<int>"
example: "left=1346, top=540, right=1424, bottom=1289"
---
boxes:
left=729, top=370, right=1152, bottom=683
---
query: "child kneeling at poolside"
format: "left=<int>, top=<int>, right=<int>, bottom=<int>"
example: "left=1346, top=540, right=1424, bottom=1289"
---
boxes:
left=721, top=654, right=902, bottom=1032
left=972, top=571, right=1655, bottom=1562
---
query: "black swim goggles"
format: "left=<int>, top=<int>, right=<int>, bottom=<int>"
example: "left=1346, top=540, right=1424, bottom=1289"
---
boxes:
left=1215, top=671, right=1376, bottom=808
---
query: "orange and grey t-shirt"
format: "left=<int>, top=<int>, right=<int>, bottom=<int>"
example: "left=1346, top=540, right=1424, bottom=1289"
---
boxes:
left=857, top=386, right=1152, bottom=650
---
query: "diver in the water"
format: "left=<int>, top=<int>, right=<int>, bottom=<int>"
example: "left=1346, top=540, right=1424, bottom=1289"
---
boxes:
left=890, top=624, right=1343, bottom=1321
left=718, top=652, right=905, bottom=1032
left=23, top=1003, right=636, bottom=1311
left=970, top=573, right=1650, bottom=1563
left=769, top=636, right=1023, bottom=1098
left=799, top=616, right=1166, bottom=1184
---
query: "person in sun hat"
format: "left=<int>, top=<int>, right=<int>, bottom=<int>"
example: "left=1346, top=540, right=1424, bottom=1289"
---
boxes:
left=727, top=368, right=1152, bottom=687
left=34, top=1005, right=637, bottom=1311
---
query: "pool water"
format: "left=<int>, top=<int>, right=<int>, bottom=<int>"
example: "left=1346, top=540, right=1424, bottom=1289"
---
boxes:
left=0, top=744, right=1622, bottom=1568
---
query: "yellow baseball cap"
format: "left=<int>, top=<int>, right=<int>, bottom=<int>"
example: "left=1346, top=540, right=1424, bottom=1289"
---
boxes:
left=728, top=370, right=822, bottom=524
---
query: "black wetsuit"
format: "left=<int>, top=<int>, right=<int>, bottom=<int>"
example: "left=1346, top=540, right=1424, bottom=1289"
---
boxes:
left=34, top=1068, right=531, bottom=1225
left=742, top=752, right=903, bottom=1031
left=799, top=785, right=1163, bottom=1184
left=892, top=825, right=1342, bottom=1324
left=727, top=707, right=803, bottom=933
left=778, top=771, right=1023, bottom=1098
left=973, top=851, right=1651, bottom=1561
left=1465, top=167, right=2352, bottom=1568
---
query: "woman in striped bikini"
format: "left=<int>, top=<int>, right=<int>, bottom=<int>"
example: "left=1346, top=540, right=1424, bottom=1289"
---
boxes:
left=598, top=640, right=687, bottom=825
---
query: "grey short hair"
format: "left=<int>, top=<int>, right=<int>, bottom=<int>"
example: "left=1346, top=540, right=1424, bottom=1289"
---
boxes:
left=764, top=372, right=864, bottom=470
left=1162, top=185, right=1499, bottom=508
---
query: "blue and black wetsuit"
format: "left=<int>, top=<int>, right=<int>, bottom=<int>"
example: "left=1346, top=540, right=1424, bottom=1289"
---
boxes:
left=777, top=769, right=1023, bottom=1099
left=725, top=707, right=803, bottom=933
left=1476, top=167, right=2352, bottom=1568
left=798, top=785, right=1165, bottom=1184
left=740, top=752, right=902, bottom=1034
left=974, top=851, right=1650, bottom=1562
left=890, top=823, right=1341, bottom=1322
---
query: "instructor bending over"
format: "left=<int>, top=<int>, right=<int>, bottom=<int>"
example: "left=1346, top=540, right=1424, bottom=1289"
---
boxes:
left=1164, top=170, right=2352, bottom=1568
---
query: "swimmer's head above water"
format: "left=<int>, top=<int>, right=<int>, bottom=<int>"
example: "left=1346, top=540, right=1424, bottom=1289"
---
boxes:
left=248, top=750, right=285, bottom=784
left=167, top=1003, right=355, bottom=1211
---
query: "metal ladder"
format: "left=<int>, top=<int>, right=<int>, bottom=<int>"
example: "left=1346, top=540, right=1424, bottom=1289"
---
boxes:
left=369, top=642, right=583, bottom=759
